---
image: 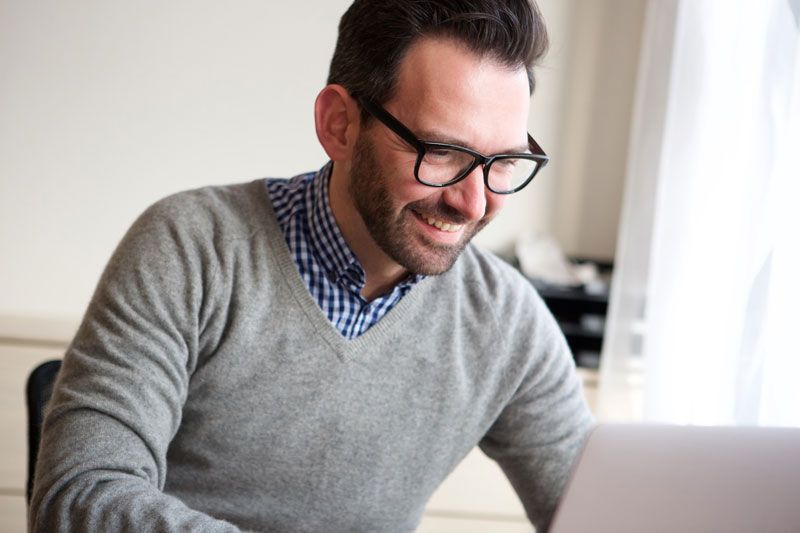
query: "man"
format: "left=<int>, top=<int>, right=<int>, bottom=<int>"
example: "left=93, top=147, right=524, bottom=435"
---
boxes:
left=30, top=1, right=593, bottom=531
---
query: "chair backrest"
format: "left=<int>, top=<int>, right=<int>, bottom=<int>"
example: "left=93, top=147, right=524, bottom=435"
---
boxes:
left=25, top=359, right=62, bottom=505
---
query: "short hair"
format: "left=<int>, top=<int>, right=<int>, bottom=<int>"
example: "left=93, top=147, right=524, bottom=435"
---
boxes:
left=327, top=0, right=549, bottom=111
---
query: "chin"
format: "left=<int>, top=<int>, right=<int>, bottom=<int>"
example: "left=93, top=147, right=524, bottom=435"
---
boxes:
left=391, top=239, right=469, bottom=276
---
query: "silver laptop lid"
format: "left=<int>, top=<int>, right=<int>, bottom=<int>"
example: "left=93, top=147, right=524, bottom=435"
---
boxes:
left=550, top=424, right=800, bottom=533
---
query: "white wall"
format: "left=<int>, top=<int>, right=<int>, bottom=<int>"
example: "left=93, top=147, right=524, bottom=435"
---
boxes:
left=551, top=0, right=648, bottom=260
left=472, top=0, right=580, bottom=255
left=0, top=1, right=344, bottom=321
left=0, top=0, right=644, bottom=328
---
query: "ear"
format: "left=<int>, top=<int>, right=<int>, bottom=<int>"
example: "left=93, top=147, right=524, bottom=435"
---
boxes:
left=314, top=84, right=361, bottom=162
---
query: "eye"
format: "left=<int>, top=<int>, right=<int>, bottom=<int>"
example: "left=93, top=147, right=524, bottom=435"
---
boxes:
left=428, top=149, right=452, bottom=159
left=424, top=149, right=459, bottom=165
left=493, top=159, right=520, bottom=173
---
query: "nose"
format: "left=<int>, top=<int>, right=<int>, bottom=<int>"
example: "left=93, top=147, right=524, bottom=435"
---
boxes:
left=441, top=166, right=488, bottom=222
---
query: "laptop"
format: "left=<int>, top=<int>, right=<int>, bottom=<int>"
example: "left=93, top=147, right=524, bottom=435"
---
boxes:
left=549, top=423, right=800, bottom=533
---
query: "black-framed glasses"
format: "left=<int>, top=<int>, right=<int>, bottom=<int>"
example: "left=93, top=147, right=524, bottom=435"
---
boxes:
left=358, top=97, right=549, bottom=195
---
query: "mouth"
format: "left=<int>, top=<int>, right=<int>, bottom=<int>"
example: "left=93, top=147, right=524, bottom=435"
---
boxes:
left=414, top=210, right=464, bottom=233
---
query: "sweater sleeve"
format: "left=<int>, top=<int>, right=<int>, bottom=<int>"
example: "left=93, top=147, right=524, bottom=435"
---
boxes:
left=29, top=194, right=241, bottom=532
left=479, top=284, right=594, bottom=532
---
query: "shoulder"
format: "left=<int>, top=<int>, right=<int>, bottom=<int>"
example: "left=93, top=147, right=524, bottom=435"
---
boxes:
left=426, top=244, right=554, bottom=348
left=138, top=179, right=274, bottom=240
left=451, top=244, right=543, bottom=311
left=441, top=244, right=564, bottom=357
left=105, top=179, right=279, bottom=284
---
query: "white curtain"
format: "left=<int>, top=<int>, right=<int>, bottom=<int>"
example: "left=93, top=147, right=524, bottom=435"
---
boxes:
left=598, top=0, right=800, bottom=426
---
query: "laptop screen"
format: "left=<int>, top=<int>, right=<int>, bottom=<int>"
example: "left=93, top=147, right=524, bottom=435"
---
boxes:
left=549, top=424, right=800, bottom=533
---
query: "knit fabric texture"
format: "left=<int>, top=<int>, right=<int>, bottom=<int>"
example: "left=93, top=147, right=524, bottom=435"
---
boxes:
left=30, top=179, right=593, bottom=532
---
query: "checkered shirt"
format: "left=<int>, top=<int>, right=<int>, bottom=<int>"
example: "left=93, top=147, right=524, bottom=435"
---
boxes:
left=265, top=163, right=423, bottom=339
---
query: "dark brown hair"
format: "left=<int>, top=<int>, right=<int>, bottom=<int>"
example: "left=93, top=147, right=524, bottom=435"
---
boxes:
left=328, top=0, right=549, bottom=110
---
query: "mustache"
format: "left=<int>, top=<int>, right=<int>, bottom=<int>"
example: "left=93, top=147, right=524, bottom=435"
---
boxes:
left=406, top=198, right=472, bottom=225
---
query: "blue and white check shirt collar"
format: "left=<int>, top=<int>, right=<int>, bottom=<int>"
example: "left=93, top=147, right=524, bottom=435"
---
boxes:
left=266, top=162, right=424, bottom=339
left=306, top=164, right=369, bottom=293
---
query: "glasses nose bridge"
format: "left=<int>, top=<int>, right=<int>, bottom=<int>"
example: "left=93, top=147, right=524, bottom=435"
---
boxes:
left=455, top=154, right=487, bottom=187
left=448, top=154, right=492, bottom=196
left=471, top=153, right=495, bottom=185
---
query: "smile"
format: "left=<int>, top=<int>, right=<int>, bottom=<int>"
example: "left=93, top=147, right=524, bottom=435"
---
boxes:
left=416, top=211, right=464, bottom=233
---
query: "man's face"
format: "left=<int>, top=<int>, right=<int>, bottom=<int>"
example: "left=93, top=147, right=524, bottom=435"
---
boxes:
left=348, top=37, right=532, bottom=276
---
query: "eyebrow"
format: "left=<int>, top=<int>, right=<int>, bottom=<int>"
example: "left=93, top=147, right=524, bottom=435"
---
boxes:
left=415, top=129, right=530, bottom=155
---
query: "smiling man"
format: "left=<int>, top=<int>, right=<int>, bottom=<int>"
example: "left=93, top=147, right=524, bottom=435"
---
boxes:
left=30, top=1, right=593, bottom=532
left=324, top=36, right=532, bottom=293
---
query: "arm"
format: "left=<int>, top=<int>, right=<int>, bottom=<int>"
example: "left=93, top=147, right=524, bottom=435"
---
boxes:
left=479, top=292, right=594, bottom=532
left=29, top=194, right=241, bottom=532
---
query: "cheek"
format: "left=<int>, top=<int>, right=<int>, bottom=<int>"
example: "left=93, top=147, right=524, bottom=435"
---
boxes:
left=387, top=154, right=419, bottom=187
left=377, top=145, right=475, bottom=209
left=485, top=193, right=506, bottom=218
left=394, top=183, right=440, bottom=210
left=385, top=164, right=440, bottom=206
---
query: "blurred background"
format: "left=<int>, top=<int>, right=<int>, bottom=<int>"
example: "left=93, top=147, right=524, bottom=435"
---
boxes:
left=0, top=0, right=641, bottom=320
left=1, top=0, right=797, bottom=531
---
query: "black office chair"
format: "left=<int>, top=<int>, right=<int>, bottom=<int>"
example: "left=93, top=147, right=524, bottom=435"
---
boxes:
left=25, top=359, right=62, bottom=505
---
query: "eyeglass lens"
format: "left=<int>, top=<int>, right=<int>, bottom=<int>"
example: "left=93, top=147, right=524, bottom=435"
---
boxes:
left=418, top=149, right=540, bottom=192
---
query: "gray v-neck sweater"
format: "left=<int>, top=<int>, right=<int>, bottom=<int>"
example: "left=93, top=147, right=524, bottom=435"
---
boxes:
left=30, top=180, right=593, bottom=532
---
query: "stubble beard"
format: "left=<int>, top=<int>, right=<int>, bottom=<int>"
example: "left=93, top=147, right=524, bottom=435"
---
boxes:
left=348, top=133, right=490, bottom=276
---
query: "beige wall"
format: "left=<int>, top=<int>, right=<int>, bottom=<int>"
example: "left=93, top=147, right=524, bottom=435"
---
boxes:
left=472, top=0, right=581, bottom=254
left=551, top=0, right=648, bottom=260
left=0, top=1, right=343, bottom=322
left=0, top=0, right=645, bottom=324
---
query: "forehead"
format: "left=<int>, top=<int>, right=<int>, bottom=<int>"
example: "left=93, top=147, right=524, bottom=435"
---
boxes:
left=387, top=37, right=531, bottom=150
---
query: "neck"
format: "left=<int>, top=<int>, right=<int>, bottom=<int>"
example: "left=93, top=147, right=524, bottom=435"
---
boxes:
left=327, top=162, right=409, bottom=301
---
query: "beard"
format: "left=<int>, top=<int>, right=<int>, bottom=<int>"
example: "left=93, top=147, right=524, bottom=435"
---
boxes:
left=348, top=132, right=490, bottom=276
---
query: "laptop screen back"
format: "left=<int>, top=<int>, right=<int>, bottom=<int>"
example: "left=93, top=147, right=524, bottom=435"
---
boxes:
left=550, top=424, right=800, bottom=533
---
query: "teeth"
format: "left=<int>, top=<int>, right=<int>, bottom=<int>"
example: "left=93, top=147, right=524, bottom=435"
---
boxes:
left=424, top=215, right=462, bottom=233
